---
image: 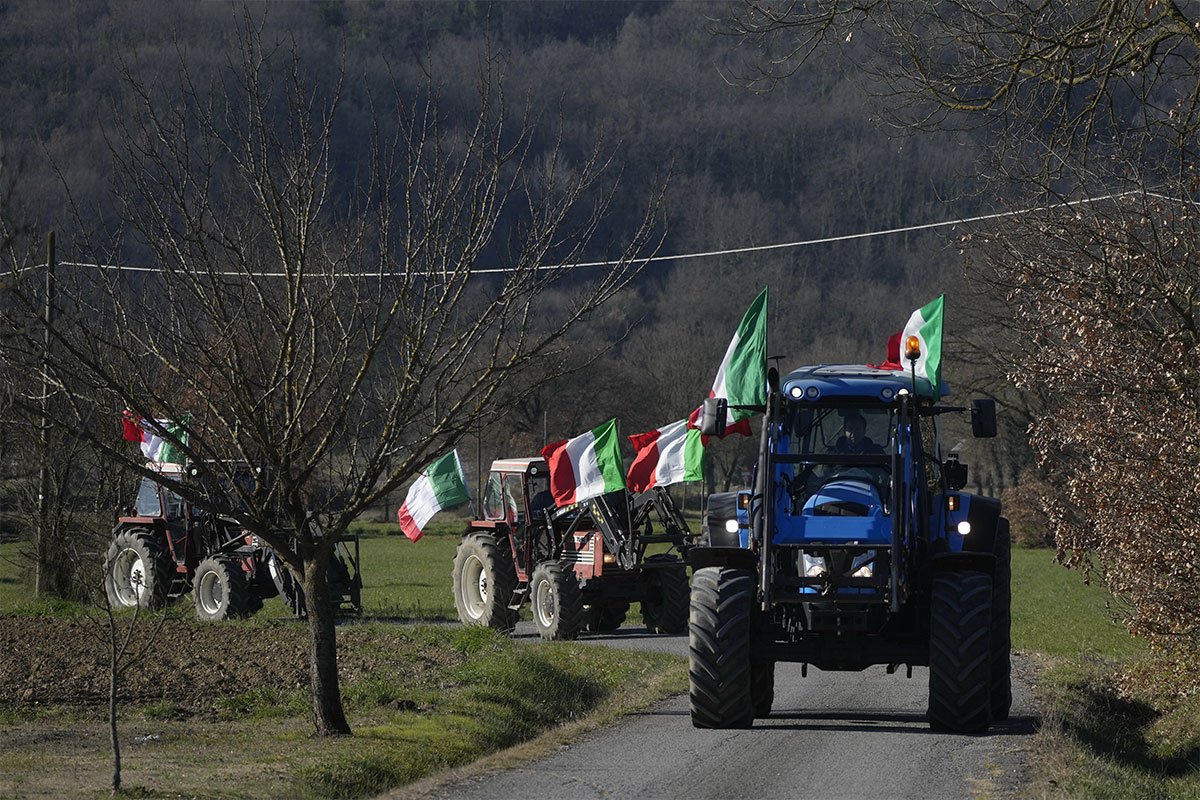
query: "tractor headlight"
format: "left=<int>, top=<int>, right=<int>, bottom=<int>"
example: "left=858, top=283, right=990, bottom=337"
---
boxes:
left=725, top=519, right=739, bottom=534
left=852, top=564, right=873, bottom=578
left=803, top=553, right=826, bottom=577
left=957, top=520, right=972, bottom=536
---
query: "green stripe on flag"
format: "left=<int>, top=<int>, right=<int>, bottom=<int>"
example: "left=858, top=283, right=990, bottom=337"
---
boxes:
left=591, top=419, right=627, bottom=493
left=427, top=450, right=469, bottom=509
left=683, top=426, right=705, bottom=482
left=159, top=415, right=190, bottom=465
left=726, top=287, right=768, bottom=418
left=918, top=295, right=944, bottom=394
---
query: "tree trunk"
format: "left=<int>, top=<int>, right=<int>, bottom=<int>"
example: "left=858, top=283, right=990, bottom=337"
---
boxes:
left=304, top=555, right=351, bottom=736
left=109, top=638, right=121, bottom=793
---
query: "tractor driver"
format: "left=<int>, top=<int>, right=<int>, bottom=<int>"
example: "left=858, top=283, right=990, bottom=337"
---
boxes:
left=529, top=476, right=554, bottom=522
left=833, top=411, right=884, bottom=455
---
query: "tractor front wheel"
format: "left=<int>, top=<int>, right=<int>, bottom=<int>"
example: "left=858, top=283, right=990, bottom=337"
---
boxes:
left=530, top=561, right=585, bottom=641
left=688, top=566, right=755, bottom=729
left=641, top=554, right=689, bottom=634
left=192, top=557, right=254, bottom=621
left=267, top=551, right=306, bottom=617
left=928, top=570, right=993, bottom=734
left=452, top=533, right=518, bottom=632
left=104, top=529, right=173, bottom=610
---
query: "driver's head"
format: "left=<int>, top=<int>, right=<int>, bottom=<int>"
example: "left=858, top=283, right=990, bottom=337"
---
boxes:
left=843, top=412, right=866, bottom=443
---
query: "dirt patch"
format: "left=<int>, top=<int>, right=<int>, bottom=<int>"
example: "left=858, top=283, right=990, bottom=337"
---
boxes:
left=0, top=615, right=457, bottom=714
left=0, top=615, right=309, bottom=711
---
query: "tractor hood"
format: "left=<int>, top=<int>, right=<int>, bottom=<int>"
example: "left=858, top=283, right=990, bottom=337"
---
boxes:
left=803, top=479, right=884, bottom=517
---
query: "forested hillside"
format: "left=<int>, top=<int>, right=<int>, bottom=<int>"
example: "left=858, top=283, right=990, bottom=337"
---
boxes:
left=0, top=0, right=1007, bottom=490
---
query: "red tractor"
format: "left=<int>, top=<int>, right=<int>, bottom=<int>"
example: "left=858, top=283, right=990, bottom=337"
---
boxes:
left=104, top=463, right=360, bottom=620
left=452, top=457, right=694, bottom=640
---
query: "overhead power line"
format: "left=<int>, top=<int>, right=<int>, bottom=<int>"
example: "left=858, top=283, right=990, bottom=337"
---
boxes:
left=12, top=189, right=1180, bottom=277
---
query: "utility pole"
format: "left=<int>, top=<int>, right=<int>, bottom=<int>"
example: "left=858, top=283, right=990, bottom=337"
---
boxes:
left=475, top=425, right=483, bottom=517
left=35, top=231, right=55, bottom=596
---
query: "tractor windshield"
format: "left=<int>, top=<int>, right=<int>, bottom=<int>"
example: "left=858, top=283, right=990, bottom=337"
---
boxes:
left=776, top=403, right=896, bottom=516
left=782, top=404, right=894, bottom=457
left=135, top=478, right=162, bottom=517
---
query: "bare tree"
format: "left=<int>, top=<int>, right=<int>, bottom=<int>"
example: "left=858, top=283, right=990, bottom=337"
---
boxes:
left=0, top=19, right=660, bottom=736
left=719, top=1, right=1200, bottom=184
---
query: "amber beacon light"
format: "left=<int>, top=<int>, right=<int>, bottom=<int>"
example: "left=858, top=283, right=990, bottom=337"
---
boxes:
left=904, top=335, right=921, bottom=361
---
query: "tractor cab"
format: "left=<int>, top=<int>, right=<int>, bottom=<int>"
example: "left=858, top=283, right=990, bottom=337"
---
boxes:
left=480, top=458, right=555, bottom=578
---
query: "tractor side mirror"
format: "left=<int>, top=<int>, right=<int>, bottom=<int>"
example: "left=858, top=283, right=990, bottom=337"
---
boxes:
left=944, top=454, right=968, bottom=490
left=971, top=399, right=997, bottom=438
left=700, top=397, right=727, bottom=438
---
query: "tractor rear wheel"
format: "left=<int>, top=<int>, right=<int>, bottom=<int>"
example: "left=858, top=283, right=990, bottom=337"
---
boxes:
left=688, top=566, right=754, bottom=729
left=104, top=529, right=173, bottom=610
left=452, top=533, right=518, bottom=632
left=751, top=660, right=775, bottom=719
left=584, top=601, right=629, bottom=632
left=530, top=561, right=585, bottom=641
left=991, top=518, right=1013, bottom=721
left=192, top=557, right=253, bottom=621
left=641, top=554, right=689, bottom=634
left=928, top=570, right=993, bottom=734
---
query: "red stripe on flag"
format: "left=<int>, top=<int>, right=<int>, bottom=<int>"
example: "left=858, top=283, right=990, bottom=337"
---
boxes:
left=626, top=429, right=663, bottom=494
left=397, top=503, right=424, bottom=543
left=121, top=410, right=143, bottom=442
left=867, top=331, right=905, bottom=371
left=540, top=439, right=578, bottom=507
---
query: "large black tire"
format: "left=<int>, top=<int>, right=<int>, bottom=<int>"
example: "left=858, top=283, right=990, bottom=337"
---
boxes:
left=928, top=570, right=993, bottom=734
left=991, top=518, right=1013, bottom=721
left=267, top=551, right=306, bottom=617
left=584, top=601, right=629, bottom=632
left=751, top=660, right=775, bottom=719
left=689, top=566, right=755, bottom=729
left=104, top=529, right=173, bottom=610
left=641, top=554, right=690, bottom=634
left=192, top=557, right=254, bottom=621
left=530, top=561, right=585, bottom=641
left=452, top=533, right=519, bottom=632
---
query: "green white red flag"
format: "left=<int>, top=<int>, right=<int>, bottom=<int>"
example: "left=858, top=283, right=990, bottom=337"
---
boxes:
left=541, top=418, right=626, bottom=507
left=900, top=294, right=945, bottom=394
left=122, top=411, right=189, bottom=464
left=397, top=450, right=470, bottom=542
left=688, top=287, right=768, bottom=436
left=626, top=419, right=704, bottom=493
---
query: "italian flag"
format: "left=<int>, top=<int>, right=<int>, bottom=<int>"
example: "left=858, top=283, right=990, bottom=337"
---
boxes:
left=397, top=450, right=470, bottom=543
left=540, top=418, right=626, bottom=507
left=626, top=419, right=704, bottom=494
left=122, top=412, right=189, bottom=464
left=688, top=287, right=768, bottom=436
left=900, top=295, right=945, bottom=394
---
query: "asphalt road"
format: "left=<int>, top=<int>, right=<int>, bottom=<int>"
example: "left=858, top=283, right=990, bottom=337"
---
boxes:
left=418, top=622, right=1038, bottom=800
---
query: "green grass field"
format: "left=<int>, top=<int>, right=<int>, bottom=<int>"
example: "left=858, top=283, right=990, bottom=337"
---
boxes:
left=1011, top=547, right=1144, bottom=659
left=1, top=531, right=1179, bottom=798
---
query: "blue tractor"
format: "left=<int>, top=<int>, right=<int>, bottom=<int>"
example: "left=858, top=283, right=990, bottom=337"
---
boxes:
left=691, top=363, right=1008, bottom=734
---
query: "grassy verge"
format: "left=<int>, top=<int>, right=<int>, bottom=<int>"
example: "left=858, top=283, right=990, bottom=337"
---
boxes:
left=1013, top=547, right=1200, bottom=798
left=0, top=623, right=686, bottom=799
